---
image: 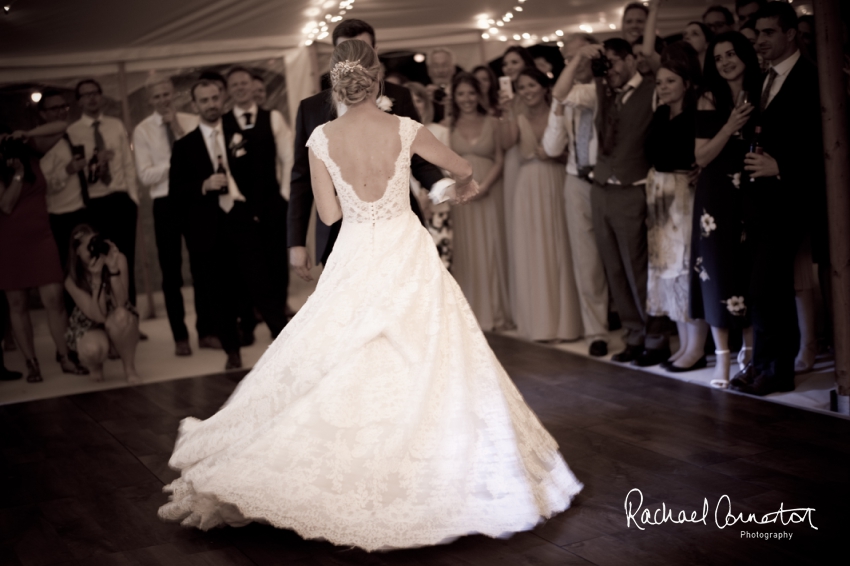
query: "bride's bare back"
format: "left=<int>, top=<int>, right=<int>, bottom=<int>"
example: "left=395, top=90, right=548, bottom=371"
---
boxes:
left=323, top=110, right=402, bottom=203
left=308, top=101, right=475, bottom=226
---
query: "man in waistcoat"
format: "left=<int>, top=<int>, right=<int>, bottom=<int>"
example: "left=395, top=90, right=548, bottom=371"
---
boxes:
left=219, top=66, right=294, bottom=340
left=582, top=38, right=670, bottom=366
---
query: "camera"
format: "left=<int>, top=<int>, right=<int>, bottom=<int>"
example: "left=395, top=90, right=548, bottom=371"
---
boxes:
left=70, top=143, right=86, bottom=160
left=591, top=55, right=612, bottom=78
left=0, top=136, right=27, bottom=162
left=87, top=234, right=110, bottom=259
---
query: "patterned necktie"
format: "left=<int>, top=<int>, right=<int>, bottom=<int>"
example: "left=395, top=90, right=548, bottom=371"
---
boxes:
left=212, top=128, right=234, bottom=213
left=92, top=120, right=112, bottom=186
left=575, top=107, right=593, bottom=170
left=164, top=121, right=175, bottom=149
left=760, top=67, right=778, bottom=111
left=244, top=112, right=253, bottom=127
left=63, top=133, right=90, bottom=207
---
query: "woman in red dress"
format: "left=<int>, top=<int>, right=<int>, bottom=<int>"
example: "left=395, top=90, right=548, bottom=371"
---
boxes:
left=0, top=125, right=87, bottom=382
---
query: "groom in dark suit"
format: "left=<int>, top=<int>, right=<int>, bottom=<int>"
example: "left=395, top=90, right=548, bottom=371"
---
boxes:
left=288, top=19, right=449, bottom=280
left=732, top=2, right=824, bottom=396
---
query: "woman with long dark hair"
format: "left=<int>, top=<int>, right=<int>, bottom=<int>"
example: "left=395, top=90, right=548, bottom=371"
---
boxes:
left=683, top=21, right=714, bottom=70
left=690, top=31, right=761, bottom=387
left=506, top=68, right=581, bottom=341
left=65, top=223, right=140, bottom=384
left=471, top=65, right=500, bottom=117
left=449, top=72, right=510, bottom=331
left=496, top=45, right=536, bottom=318
left=645, top=42, right=706, bottom=372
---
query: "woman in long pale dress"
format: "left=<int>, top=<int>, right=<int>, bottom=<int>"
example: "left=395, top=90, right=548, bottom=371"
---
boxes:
left=505, top=68, right=582, bottom=342
left=449, top=72, right=511, bottom=330
left=158, top=40, right=582, bottom=552
left=497, top=46, right=535, bottom=314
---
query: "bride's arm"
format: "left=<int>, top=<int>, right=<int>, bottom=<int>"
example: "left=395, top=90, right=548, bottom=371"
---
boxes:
left=411, top=126, right=478, bottom=202
left=308, top=149, right=343, bottom=225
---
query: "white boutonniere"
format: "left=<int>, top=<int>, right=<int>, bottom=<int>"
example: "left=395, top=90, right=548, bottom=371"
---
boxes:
left=377, top=95, right=393, bottom=112
left=229, top=132, right=248, bottom=158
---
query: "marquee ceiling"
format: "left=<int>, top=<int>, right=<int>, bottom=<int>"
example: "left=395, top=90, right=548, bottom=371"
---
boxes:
left=0, top=0, right=721, bottom=62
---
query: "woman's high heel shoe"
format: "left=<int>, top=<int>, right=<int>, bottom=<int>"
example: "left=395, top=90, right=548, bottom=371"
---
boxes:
left=737, top=347, right=752, bottom=371
left=58, top=353, right=89, bottom=376
left=710, top=350, right=731, bottom=389
left=26, top=359, right=43, bottom=383
left=794, top=341, right=817, bottom=374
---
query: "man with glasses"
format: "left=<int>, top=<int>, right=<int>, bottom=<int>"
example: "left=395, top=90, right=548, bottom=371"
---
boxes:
left=39, top=89, right=91, bottom=273
left=703, top=5, right=736, bottom=36
left=66, top=79, right=140, bottom=306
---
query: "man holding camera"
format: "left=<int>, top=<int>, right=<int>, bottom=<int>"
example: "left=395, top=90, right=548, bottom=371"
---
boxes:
left=559, top=36, right=669, bottom=366
left=66, top=79, right=139, bottom=305
left=544, top=33, right=609, bottom=358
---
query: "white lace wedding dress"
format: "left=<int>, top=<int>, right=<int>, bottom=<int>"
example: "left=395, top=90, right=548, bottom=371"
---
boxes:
left=158, top=116, right=583, bottom=551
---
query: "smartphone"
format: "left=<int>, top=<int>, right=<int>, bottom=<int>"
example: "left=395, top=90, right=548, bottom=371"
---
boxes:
left=498, top=76, right=514, bottom=99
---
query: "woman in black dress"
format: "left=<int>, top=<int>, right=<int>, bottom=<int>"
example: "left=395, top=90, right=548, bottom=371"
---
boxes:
left=691, top=32, right=761, bottom=387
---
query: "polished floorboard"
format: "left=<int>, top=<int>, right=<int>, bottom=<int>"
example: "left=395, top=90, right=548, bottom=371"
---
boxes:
left=1, top=334, right=846, bottom=566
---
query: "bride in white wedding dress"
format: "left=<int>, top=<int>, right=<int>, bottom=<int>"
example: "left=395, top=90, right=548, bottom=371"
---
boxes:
left=158, top=39, right=582, bottom=551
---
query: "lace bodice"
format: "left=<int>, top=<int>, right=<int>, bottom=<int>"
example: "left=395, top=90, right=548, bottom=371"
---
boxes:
left=307, top=116, right=421, bottom=224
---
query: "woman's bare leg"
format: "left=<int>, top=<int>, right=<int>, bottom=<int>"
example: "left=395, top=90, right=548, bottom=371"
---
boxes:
left=77, top=329, right=109, bottom=382
left=105, top=307, right=140, bottom=384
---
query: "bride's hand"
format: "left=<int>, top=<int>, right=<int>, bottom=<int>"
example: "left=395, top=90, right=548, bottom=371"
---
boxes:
left=453, top=179, right=480, bottom=205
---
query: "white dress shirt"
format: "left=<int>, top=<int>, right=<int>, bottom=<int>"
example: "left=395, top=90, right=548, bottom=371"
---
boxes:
left=762, top=49, right=801, bottom=109
left=233, top=103, right=294, bottom=199
left=543, top=83, right=599, bottom=176
left=198, top=121, right=246, bottom=210
left=66, top=113, right=138, bottom=203
left=40, top=140, right=86, bottom=215
left=133, top=111, right=199, bottom=199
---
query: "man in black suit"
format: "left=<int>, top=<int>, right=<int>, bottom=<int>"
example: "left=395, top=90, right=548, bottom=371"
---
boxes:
left=222, top=66, right=292, bottom=344
left=288, top=19, right=449, bottom=280
left=732, top=2, right=824, bottom=396
left=169, top=80, right=242, bottom=370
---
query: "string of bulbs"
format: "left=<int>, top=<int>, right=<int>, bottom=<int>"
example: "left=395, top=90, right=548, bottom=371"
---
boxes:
left=303, top=0, right=355, bottom=46
left=477, top=0, right=623, bottom=48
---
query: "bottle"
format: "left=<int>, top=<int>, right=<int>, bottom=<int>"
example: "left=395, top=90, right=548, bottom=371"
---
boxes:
left=87, top=152, right=99, bottom=184
left=215, top=156, right=229, bottom=195
left=748, top=126, right=763, bottom=183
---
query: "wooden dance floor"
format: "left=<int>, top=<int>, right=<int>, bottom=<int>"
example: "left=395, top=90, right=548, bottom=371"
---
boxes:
left=1, top=334, right=846, bottom=565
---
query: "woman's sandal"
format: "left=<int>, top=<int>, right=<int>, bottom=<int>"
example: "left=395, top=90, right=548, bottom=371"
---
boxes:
left=58, top=353, right=89, bottom=376
left=737, top=346, right=752, bottom=371
left=710, top=350, right=731, bottom=389
left=26, top=359, right=43, bottom=383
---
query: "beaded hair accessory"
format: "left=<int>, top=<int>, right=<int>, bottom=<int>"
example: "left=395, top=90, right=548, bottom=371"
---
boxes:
left=330, top=60, right=366, bottom=83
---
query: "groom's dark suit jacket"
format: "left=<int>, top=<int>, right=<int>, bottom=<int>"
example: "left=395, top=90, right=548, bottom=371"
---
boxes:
left=288, top=81, right=444, bottom=264
left=746, top=54, right=825, bottom=381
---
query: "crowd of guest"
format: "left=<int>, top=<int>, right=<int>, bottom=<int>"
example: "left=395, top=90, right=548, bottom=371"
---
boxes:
left=356, top=0, right=832, bottom=397
left=0, top=67, right=293, bottom=383
left=0, top=1, right=838, bottom=399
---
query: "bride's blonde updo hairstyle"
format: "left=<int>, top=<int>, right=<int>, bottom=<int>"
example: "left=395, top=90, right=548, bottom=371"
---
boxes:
left=330, top=39, right=382, bottom=106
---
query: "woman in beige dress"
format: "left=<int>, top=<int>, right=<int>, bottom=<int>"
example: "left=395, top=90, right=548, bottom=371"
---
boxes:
left=497, top=46, right=535, bottom=314
left=449, top=73, right=511, bottom=331
left=504, top=68, right=582, bottom=341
